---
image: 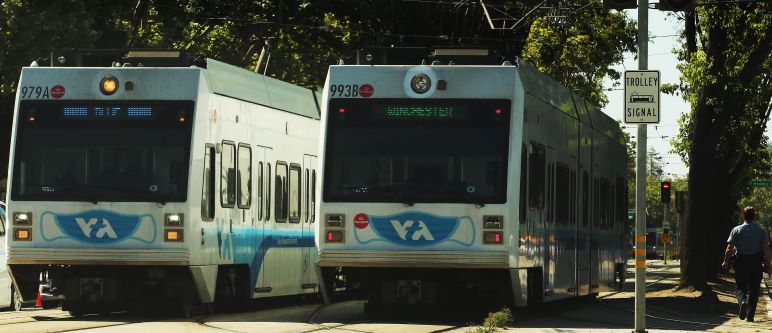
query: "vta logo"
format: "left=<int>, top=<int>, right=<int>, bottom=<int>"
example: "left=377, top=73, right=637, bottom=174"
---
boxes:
left=75, top=217, right=118, bottom=239
left=390, top=220, right=434, bottom=241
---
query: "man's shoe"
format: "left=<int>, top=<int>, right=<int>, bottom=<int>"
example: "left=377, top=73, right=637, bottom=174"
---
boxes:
left=746, top=317, right=754, bottom=322
left=739, top=302, right=748, bottom=320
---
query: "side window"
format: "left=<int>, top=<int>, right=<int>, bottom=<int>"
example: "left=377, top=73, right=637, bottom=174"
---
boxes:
left=519, top=144, right=527, bottom=224
left=571, top=170, right=577, bottom=225
left=556, top=163, right=569, bottom=225
left=582, top=171, right=589, bottom=227
left=616, top=176, right=626, bottom=230
left=221, top=142, right=236, bottom=207
left=289, top=164, right=301, bottom=223
left=258, top=162, right=264, bottom=221
left=238, top=144, right=252, bottom=209
left=275, top=162, right=288, bottom=222
left=304, top=168, right=310, bottom=223
left=0, top=208, right=6, bottom=235
left=266, top=163, right=272, bottom=221
left=311, top=170, right=316, bottom=223
left=528, top=142, right=545, bottom=209
left=202, top=145, right=215, bottom=221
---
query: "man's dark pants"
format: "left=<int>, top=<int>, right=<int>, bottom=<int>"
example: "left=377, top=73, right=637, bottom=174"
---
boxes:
left=734, top=253, right=763, bottom=319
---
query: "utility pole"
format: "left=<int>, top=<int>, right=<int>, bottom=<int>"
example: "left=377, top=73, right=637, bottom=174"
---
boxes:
left=634, top=0, right=648, bottom=331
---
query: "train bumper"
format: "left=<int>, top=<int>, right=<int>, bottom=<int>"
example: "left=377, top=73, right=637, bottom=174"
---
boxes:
left=318, top=250, right=510, bottom=269
left=7, top=248, right=190, bottom=266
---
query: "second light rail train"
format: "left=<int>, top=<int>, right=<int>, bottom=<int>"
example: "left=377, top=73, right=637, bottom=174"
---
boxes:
left=316, top=48, right=628, bottom=311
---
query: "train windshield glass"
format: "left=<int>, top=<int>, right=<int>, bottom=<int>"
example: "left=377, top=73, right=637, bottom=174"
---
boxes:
left=324, top=98, right=511, bottom=204
left=11, top=100, right=194, bottom=202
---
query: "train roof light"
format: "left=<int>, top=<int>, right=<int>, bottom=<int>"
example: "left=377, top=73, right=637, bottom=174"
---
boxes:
left=410, top=74, right=431, bottom=94
left=100, top=76, right=119, bottom=95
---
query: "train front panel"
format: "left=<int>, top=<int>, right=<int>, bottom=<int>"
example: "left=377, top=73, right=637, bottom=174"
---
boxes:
left=317, top=65, right=526, bottom=307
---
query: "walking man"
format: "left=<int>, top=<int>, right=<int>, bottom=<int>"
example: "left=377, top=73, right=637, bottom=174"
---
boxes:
left=722, top=206, right=772, bottom=322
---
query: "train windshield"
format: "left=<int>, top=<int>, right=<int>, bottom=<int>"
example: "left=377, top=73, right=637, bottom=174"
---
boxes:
left=11, top=100, right=194, bottom=202
left=324, top=98, right=511, bottom=204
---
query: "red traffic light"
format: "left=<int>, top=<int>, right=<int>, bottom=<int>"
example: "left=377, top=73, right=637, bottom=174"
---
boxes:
left=662, top=183, right=670, bottom=189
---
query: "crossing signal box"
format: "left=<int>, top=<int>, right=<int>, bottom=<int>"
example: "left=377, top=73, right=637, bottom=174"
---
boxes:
left=660, top=181, right=671, bottom=203
left=603, top=0, right=636, bottom=10
left=658, top=0, right=694, bottom=11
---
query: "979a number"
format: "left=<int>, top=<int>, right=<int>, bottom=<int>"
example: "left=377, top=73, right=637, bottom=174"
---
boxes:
left=20, top=86, right=50, bottom=99
left=330, top=84, right=359, bottom=97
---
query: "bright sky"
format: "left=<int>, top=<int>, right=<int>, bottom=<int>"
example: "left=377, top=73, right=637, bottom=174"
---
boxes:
left=602, top=9, right=772, bottom=180
left=601, top=9, right=690, bottom=178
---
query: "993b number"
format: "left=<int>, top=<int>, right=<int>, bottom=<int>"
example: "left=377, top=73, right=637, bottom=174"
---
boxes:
left=330, top=84, right=359, bottom=97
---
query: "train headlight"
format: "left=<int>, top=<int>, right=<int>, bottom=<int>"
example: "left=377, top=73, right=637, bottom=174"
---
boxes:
left=14, top=212, right=31, bottom=225
left=164, top=229, right=184, bottom=242
left=165, top=213, right=184, bottom=226
left=410, top=74, right=431, bottom=94
left=326, top=214, right=344, bottom=227
left=100, top=76, right=119, bottom=95
left=14, top=228, right=32, bottom=241
left=483, top=215, right=503, bottom=229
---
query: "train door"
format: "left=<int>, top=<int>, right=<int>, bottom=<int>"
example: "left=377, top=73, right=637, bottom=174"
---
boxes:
left=220, top=140, right=238, bottom=254
left=237, top=143, right=253, bottom=238
left=254, top=147, right=269, bottom=292
left=576, top=124, right=592, bottom=296
left=302, top=155, right=317, bottom=288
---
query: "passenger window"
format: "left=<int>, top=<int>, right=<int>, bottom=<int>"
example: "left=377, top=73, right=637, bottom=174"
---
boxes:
left=202, top=145, right=215, bottom=221
left=582, top=172, right=589, bottom=227
left=221, top=142, right=236, bottom=207
left=311, top=170, right=316, bottom=223
left=238, top=144, right=252, bottom=209
left=289, top=164, right=301, bottom=223
left=528, top=142, right=545, bottom=209
left=275, top=162, right=288, bottom=222
left=556, top=163, right=569, bottom=225
left=304, top=168, right=310, bottom=223
left=519, top=144, right=527, bottom=224
left=258, top=162, right=264, bottom=221
left=266, top=163, right=272, bottom=221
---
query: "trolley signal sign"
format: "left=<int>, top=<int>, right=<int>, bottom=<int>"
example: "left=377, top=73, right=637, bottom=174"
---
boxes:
left=624, top=70, right=660, bottom=124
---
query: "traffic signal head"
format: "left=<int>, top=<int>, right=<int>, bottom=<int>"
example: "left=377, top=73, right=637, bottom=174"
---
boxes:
left=658, top=0, right=694, bottom=11
left=660, top=181, right=672, bottom=203
left=603, top=0, right=637, bottom=10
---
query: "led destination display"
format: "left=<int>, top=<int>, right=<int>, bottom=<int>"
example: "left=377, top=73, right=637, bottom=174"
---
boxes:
left=384, top=105, right=455, bottom=119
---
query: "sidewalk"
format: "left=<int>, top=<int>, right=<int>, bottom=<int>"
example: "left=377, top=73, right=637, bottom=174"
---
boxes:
left=500, top=260, right=771, bottom=332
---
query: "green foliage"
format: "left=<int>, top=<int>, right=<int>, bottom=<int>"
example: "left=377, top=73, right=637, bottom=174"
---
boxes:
left=669, top=2, right=771, bottom=287
left=521, top=3, right=636, bottom=107
left=0, top=0, right=638, bottom=98
left=468, top=307, right=513, bottom=333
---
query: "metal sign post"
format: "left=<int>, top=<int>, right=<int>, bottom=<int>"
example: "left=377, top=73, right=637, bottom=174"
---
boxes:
left=629, top=1, right=653, bottom=331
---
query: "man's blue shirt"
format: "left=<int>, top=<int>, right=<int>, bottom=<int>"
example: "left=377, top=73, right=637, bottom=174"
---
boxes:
left=727, top=221, right=768, bottom=255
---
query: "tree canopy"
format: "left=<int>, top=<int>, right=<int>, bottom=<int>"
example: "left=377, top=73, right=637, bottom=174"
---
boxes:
left=670, top=2, right=771, bottom=289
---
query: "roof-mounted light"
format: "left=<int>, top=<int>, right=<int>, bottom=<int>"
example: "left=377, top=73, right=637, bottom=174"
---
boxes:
left=410, top=74, right=431, bottom=94
left=100, top=76, right=119, bottom=95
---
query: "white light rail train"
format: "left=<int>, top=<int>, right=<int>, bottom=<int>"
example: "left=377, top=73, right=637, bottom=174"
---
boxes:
left=6, top=50, right=320, bottom=315
left=316, top=48, right=627, bottom=312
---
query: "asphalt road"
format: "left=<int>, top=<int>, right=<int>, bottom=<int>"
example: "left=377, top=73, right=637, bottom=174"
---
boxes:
left=0, top=261, right=769, bottom=333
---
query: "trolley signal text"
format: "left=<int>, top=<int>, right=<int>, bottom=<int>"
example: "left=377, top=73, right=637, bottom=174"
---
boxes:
left=624, top=70, right=661, bottom=124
